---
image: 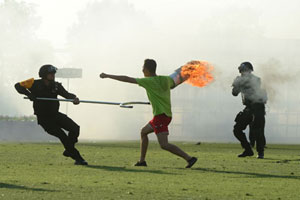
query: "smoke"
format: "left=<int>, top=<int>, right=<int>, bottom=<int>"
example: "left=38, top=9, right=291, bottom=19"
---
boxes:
left=64, top=0, right=155, bottom=140
left=0, top=0, right=54, bottom=116
left=1, top=0, right=300, bottom=143
left=257, top=58, right=300, bottom=105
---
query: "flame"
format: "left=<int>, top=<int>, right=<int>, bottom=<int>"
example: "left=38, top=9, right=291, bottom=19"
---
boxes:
left=180, top=60, right=214, bottom=87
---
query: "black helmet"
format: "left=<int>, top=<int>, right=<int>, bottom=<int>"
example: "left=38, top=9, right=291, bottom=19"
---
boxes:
left=39, top=64, right=57, bottom=78
left=238, top=62, right=253, bottom=73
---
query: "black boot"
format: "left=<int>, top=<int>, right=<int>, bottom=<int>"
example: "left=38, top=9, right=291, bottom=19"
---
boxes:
left=134, top=161, right=147, bottom=166
left=63, top=150, right=71, bottom=157
left=238, top=149, right=254, bottom=157
left=257, top=152, right=264, bottom=159
left=74, top=160, right=88, bottom=165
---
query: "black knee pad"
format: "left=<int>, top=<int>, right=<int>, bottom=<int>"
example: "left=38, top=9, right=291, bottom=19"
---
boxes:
left=68, top=125, right=79, bottom=143
left=233, top=127, right=242, bottom=138
left=235, top=110, right=252, bottom=124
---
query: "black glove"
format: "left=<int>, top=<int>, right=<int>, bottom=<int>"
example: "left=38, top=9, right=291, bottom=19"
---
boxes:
left=27, top=93, right=36, bottom=101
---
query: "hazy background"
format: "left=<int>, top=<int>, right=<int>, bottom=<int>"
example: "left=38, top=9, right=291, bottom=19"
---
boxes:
left=1, top=0, right=300, bottom=143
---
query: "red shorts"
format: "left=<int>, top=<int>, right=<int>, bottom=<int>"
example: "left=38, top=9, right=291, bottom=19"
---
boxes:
left=149, top=114, right=172, bottom=134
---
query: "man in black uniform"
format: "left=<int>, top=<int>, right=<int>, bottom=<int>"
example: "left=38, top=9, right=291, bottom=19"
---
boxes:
left=232, top=62, right=267, bottom=159
left=15, top=64, right=88, bottom=165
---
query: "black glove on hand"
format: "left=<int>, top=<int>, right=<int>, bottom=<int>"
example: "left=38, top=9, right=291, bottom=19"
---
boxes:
left=27, top=93, right=36, bottom=101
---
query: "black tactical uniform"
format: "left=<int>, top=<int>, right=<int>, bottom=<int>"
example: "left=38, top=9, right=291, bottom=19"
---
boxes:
left=232, top=62, right=267, bottom=159
left=15, top=64, right=87, bottom=165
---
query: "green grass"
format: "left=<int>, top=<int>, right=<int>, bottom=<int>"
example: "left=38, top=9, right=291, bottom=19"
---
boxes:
left=0, top=142, right=300, bottom=200
left=0, top=115, right=36, bottom=121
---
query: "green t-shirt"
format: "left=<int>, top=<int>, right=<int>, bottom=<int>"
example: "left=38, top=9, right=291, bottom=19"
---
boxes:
left=136, top=76, right=174, bottom=117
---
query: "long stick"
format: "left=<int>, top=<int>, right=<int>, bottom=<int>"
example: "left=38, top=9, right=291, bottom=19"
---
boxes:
left=24, top=97, right=150, bottom=109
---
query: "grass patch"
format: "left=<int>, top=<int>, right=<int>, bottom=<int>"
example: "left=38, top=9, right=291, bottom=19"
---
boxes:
left=0, top=115, right=36, bottom=122
left=0, top=142, right=300, bottom=199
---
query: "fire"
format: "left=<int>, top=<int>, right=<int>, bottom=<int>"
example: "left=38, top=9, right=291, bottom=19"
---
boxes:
left=180, top=60, right=214, bottom=87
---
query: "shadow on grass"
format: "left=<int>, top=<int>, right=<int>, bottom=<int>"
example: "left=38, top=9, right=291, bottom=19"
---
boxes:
left=86, top=165, right=176, bottom=175
left=262, top=158, right=283, bottom=161
left=272, top=159, right=300, bottom=163
left=0, top=182, right=56, bottom=192
left=191, top=168, right=300, bottom=180
left=265, top=146, right=300, bottom=151
left=78, top=143, right=140, bottom=149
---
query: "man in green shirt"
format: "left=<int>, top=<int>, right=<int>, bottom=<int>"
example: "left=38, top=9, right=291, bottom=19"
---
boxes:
left=100, top=59, right=197, bottom=168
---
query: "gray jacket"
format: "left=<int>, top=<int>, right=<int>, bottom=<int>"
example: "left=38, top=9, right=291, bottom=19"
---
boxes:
left=232, top=73, right=267, bottom=105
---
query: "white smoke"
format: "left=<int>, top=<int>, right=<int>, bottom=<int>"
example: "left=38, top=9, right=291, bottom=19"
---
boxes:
left=1, top=0, right=300, bottom=143
left=0, top=0, right=54, bottom=116
left=257, top=58, right=300, bottom=105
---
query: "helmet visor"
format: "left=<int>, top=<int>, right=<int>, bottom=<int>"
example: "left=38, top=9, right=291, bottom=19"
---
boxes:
left=48, top=66, right=57, bottom=74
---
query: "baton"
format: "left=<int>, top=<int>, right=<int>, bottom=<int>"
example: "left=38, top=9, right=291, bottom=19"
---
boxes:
left=24, top=97, right=150, bottom=109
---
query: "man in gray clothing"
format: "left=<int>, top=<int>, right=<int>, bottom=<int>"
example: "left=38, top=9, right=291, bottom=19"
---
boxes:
left=232, top=62, right=267, bottom=159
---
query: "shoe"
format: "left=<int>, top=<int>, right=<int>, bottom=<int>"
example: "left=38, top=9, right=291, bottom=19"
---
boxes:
left=257, top=152, right=264, bottom=159
left=186, top=157, right=197, bottom=168
left=74, top=160, right=88, bottom=165
left=238, top=150, right=254, bottom=157
left=134, top=161, right=147, bottom=166
left=63, top=150, right=71, bottom=157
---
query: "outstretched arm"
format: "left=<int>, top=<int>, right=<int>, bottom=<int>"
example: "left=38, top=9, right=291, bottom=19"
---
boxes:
left=100, top=73, right=137, bottom=84
left=57, top=83, right=80, bottom=105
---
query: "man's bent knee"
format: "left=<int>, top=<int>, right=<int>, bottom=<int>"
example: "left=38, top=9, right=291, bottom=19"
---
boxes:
left=233, top=127, right=243, bottom=139
left=233, top=127, right=239, bottom=136
left=160, top=143, right=170, bottom=150
left=72, top=125, right=80, bottom=136
left=140, top=124, right=153, bottom=137
left=69, top=125, right=80, bottom=143
left=140, top=128, right=147, bottom=137
left=157, top=132, right=170, bottom=150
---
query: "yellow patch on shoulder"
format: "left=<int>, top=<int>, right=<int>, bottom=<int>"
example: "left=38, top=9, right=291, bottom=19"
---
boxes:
left=20, top=78, right=34, bottom=89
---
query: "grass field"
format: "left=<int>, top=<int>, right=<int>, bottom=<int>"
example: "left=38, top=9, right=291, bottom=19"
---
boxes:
left=0, top=142, right=300, bottom=200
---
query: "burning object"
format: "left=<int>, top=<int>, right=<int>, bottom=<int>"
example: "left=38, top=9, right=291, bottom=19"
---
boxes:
left=169, top=60, right=214, bottom=88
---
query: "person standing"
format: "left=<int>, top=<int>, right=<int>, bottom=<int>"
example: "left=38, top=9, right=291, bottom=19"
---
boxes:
left=232, top=62, right=267, bottom=159
left=15, top=64, right=88, bottom=165
left=100, top=59, right=197, bottom=168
